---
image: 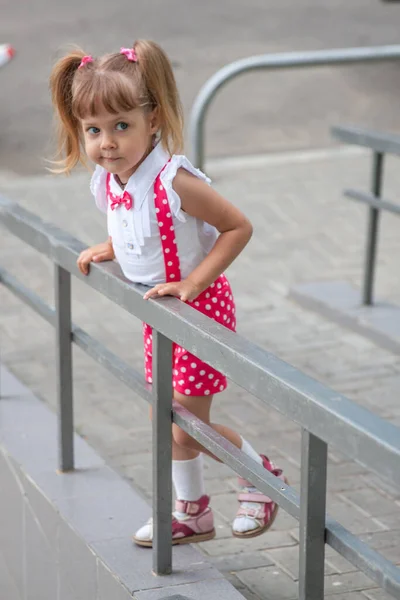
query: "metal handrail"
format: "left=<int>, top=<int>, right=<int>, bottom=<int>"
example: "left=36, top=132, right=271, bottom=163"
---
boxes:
left=332, top=124, right=400, bottom=305
left=1, top=194, right=399, bottom=481
left=1, top=195, right=400, bottom=598
left=189, top=45, right=400, bottom=170
left=332, top=124, right=400, bottom=156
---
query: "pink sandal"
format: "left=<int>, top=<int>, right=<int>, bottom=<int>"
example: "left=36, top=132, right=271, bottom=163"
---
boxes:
left=133, top=495, right=216, bottom=547
left=232, top=455, right=287, bottom=539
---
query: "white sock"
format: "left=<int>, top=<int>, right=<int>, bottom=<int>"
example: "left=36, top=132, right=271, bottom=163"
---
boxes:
left=172, top=454, right=206, bottom=518
left=134, top=454, right=206, bottom=542
left=240, top=437, right=263, bottom=465
left=233, top=437, right=263, bottom=533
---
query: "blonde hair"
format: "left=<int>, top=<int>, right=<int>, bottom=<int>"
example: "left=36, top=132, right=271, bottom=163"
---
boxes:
left=49, top=41, right=184, bottom=174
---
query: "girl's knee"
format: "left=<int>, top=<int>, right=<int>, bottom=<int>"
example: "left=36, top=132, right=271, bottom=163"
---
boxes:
left=173, top=426, right=197, bottom=450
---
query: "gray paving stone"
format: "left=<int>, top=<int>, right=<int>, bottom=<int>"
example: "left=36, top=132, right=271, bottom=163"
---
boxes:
left=198, top=530, right=297, bottom=557
left=236, top=565, right=298, bottom=600
left=265, top=545, right=335, bottom=581
left=327, top=501, right=384, bottom=534
left=204, top=476, right=238, bottom=496
left=325, top=595, right=366, bottom=600
left=207, top=491, right=238, bottom=524
left=363, top=589, right=396, bottom=600
left=290, top=281, right=400, bottom=355
left=324, top=572, right=378, bottom=595
left=375, top=513, right=400, bottom=530
left=202, top=456, right=239, bottom=480
left=327, top=473, right=371, bottom=495
left=359, top=530, right=400, bottom=552
left=212, top=513, right=234, bottom=540
left=92, top=536, right=223, bottom=592
left=327, top=461, right=370, bottom=481
left=210, top=552, right=274, bottom=574
left=266, top=509, right=298, bottom=533
left=326, top=501, right=387, bottom=535
left=377, top=545, right=400, bottom=565
left=325, top=547, right=361, bottom=575
left=0, top=363, right=31, bottom=398
left=338, top=489, right=398, bottom=518
left=236, top=589, right=264, bottom=600
left=133, top=577, right=247, bottom=600
left=54, top=480, right=150, bottom=543
left=224, top=573, right=273, bottom=600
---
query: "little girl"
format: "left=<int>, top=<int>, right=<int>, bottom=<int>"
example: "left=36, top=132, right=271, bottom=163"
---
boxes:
left=50, top=40, right=285, bottom=546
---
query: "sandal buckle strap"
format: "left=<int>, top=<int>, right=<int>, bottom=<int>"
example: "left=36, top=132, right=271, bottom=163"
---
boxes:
left=175, top=494, right=210, bottom=516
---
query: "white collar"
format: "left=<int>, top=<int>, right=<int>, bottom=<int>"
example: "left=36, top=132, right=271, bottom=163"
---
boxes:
left=90, top=143, right=170, bottom=211
left=123, top=143, right=170, bottom=209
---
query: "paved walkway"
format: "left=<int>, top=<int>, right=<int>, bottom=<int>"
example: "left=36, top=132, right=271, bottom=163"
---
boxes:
left=1, top=148, right=400, bottom=600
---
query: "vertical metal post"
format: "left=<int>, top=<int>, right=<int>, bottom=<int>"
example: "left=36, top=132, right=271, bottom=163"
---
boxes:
left=152, top=330, right=173, bottom=575
left=299, top=430, right=327, bottom=600
left=362, top=151, right=384, bottom=305
left=189, top=100, right=206, bottom=169
left=54, top=265, right=74, bottom=471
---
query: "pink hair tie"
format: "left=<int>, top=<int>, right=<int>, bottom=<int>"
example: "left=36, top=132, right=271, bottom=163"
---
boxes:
left=120, top=47, right=138, bottom=62
left=78, top=55, right=93, bottom=69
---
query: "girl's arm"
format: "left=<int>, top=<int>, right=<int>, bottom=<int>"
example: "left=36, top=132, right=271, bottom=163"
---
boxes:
left=143, top=169, right=252, bottom=301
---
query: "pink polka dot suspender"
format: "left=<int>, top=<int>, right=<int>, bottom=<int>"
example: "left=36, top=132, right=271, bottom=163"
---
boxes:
left=153, top=167, right=182, bottom=283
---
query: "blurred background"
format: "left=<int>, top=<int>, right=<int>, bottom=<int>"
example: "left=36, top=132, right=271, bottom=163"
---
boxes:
left=2, top=0, right=400, bottom=175
left=2, top=5, right=400, bottom=599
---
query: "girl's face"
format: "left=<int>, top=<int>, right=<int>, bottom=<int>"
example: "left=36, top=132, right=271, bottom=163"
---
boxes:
left=81, top=106, right=159, bottom=182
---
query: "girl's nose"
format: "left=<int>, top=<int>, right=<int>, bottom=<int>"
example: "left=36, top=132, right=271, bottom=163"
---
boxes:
left=100, top=134, right=117, bottom=150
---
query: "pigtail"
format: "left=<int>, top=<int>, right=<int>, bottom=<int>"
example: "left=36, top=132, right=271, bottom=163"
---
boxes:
left=134, top=40, right=184, bottom=156
left=49, top=49, right=87, bottom=174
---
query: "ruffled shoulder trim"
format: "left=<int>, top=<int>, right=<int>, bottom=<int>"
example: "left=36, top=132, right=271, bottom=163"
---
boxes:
left=159, top=155, right=211, bottom=222
left=90, top=165, right=108, bottom=214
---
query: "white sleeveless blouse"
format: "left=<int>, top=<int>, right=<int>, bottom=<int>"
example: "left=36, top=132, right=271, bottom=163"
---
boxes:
left=90, top=143, right=218, bottom=286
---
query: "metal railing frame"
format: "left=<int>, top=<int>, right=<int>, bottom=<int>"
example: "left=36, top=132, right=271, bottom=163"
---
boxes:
left=189, top=45, right=400, bottom=171
left=1, top=195, right=400, bottom=599
left=332, top=124, right=400, bottom=306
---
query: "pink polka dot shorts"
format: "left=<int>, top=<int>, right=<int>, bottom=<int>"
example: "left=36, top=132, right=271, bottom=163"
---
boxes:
left=143, top=274, right=236, bottom=396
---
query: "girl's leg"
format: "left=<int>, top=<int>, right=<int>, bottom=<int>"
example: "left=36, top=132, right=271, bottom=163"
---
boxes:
left=172, top=392, right=243, bottom=460
left=134, top=392, right=283, bottom=546
left=134, top=395, right=214, bottom=547
left=171, top=393, right=211, bottom=513
left=172, top=392, right=285, bottom=539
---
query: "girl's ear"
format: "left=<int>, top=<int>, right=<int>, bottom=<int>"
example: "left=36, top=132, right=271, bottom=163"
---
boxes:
left=148, top=107, right=160, bottom=135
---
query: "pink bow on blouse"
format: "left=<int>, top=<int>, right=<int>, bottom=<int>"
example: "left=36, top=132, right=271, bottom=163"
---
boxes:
left=110, top=190, right=133, bottom=211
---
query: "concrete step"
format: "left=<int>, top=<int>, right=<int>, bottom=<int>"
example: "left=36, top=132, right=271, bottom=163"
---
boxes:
left=0, top=364, right=246, bottom=600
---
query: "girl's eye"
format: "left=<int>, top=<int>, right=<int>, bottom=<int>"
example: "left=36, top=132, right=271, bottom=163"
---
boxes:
left=87, top=126, right=100, bottom=135
left=116, top=122, right=128, bottom=131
